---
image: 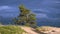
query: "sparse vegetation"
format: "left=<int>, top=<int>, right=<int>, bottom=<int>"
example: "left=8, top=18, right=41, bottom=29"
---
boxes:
left=35, top=26, right=53, bottom=33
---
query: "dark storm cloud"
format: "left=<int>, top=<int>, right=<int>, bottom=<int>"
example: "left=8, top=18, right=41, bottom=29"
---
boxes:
left=0, top=6, right=19, bottom=17
left=0, top=0, right=60, bottom=22
left=0, top=0, right=20, bottom=6
left=0, top=0, right=60, bottom=26
left=0, top=0, right=44, bottom=17
left=30, top=0, right=60, bottom=25
left=0, top=0, right=21, bottom=17
left=31, top=0, right=60, bottom=18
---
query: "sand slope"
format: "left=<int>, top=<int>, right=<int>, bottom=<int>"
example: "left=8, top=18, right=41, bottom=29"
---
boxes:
left=20, top=26, right=60, bottom=34
left=20, top=26, right=38, bottom=34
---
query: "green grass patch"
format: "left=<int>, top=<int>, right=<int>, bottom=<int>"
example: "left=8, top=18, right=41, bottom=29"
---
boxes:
left=0, top=25, right=27, bottom=34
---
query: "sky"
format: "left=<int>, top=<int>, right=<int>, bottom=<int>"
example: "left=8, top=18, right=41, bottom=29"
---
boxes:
left=0, top=0, right=60, bottom=26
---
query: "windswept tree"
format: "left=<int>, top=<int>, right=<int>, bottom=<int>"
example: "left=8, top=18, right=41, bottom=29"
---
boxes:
left=14, top=5, right=36, bottom=26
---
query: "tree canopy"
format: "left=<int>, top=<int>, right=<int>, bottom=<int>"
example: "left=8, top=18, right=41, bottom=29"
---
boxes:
left=14, top=5, right=36, bottom=27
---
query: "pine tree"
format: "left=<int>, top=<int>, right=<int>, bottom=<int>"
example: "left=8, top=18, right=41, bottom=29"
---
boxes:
left=14, top=5, right=36, bottom=26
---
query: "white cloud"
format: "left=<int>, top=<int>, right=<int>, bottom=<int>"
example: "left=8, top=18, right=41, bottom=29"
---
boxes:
left=36, top=13, right=48, bottom=18
left=31, top=9, right=50, bottom=13
left=0, top=6, right=12, bottom=10
left=56, top=1, right=60, bottom=3
left=0, top=6, right=19, bottom=12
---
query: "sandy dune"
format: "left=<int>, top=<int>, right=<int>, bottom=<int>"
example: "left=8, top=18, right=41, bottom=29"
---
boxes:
left=20, top=26, right=38, bottom=34
left=36, top=26, right=60, bottom=34
left=47, top=27, right=60, bottom=34
left=20, top=26, right=60, bottom=34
